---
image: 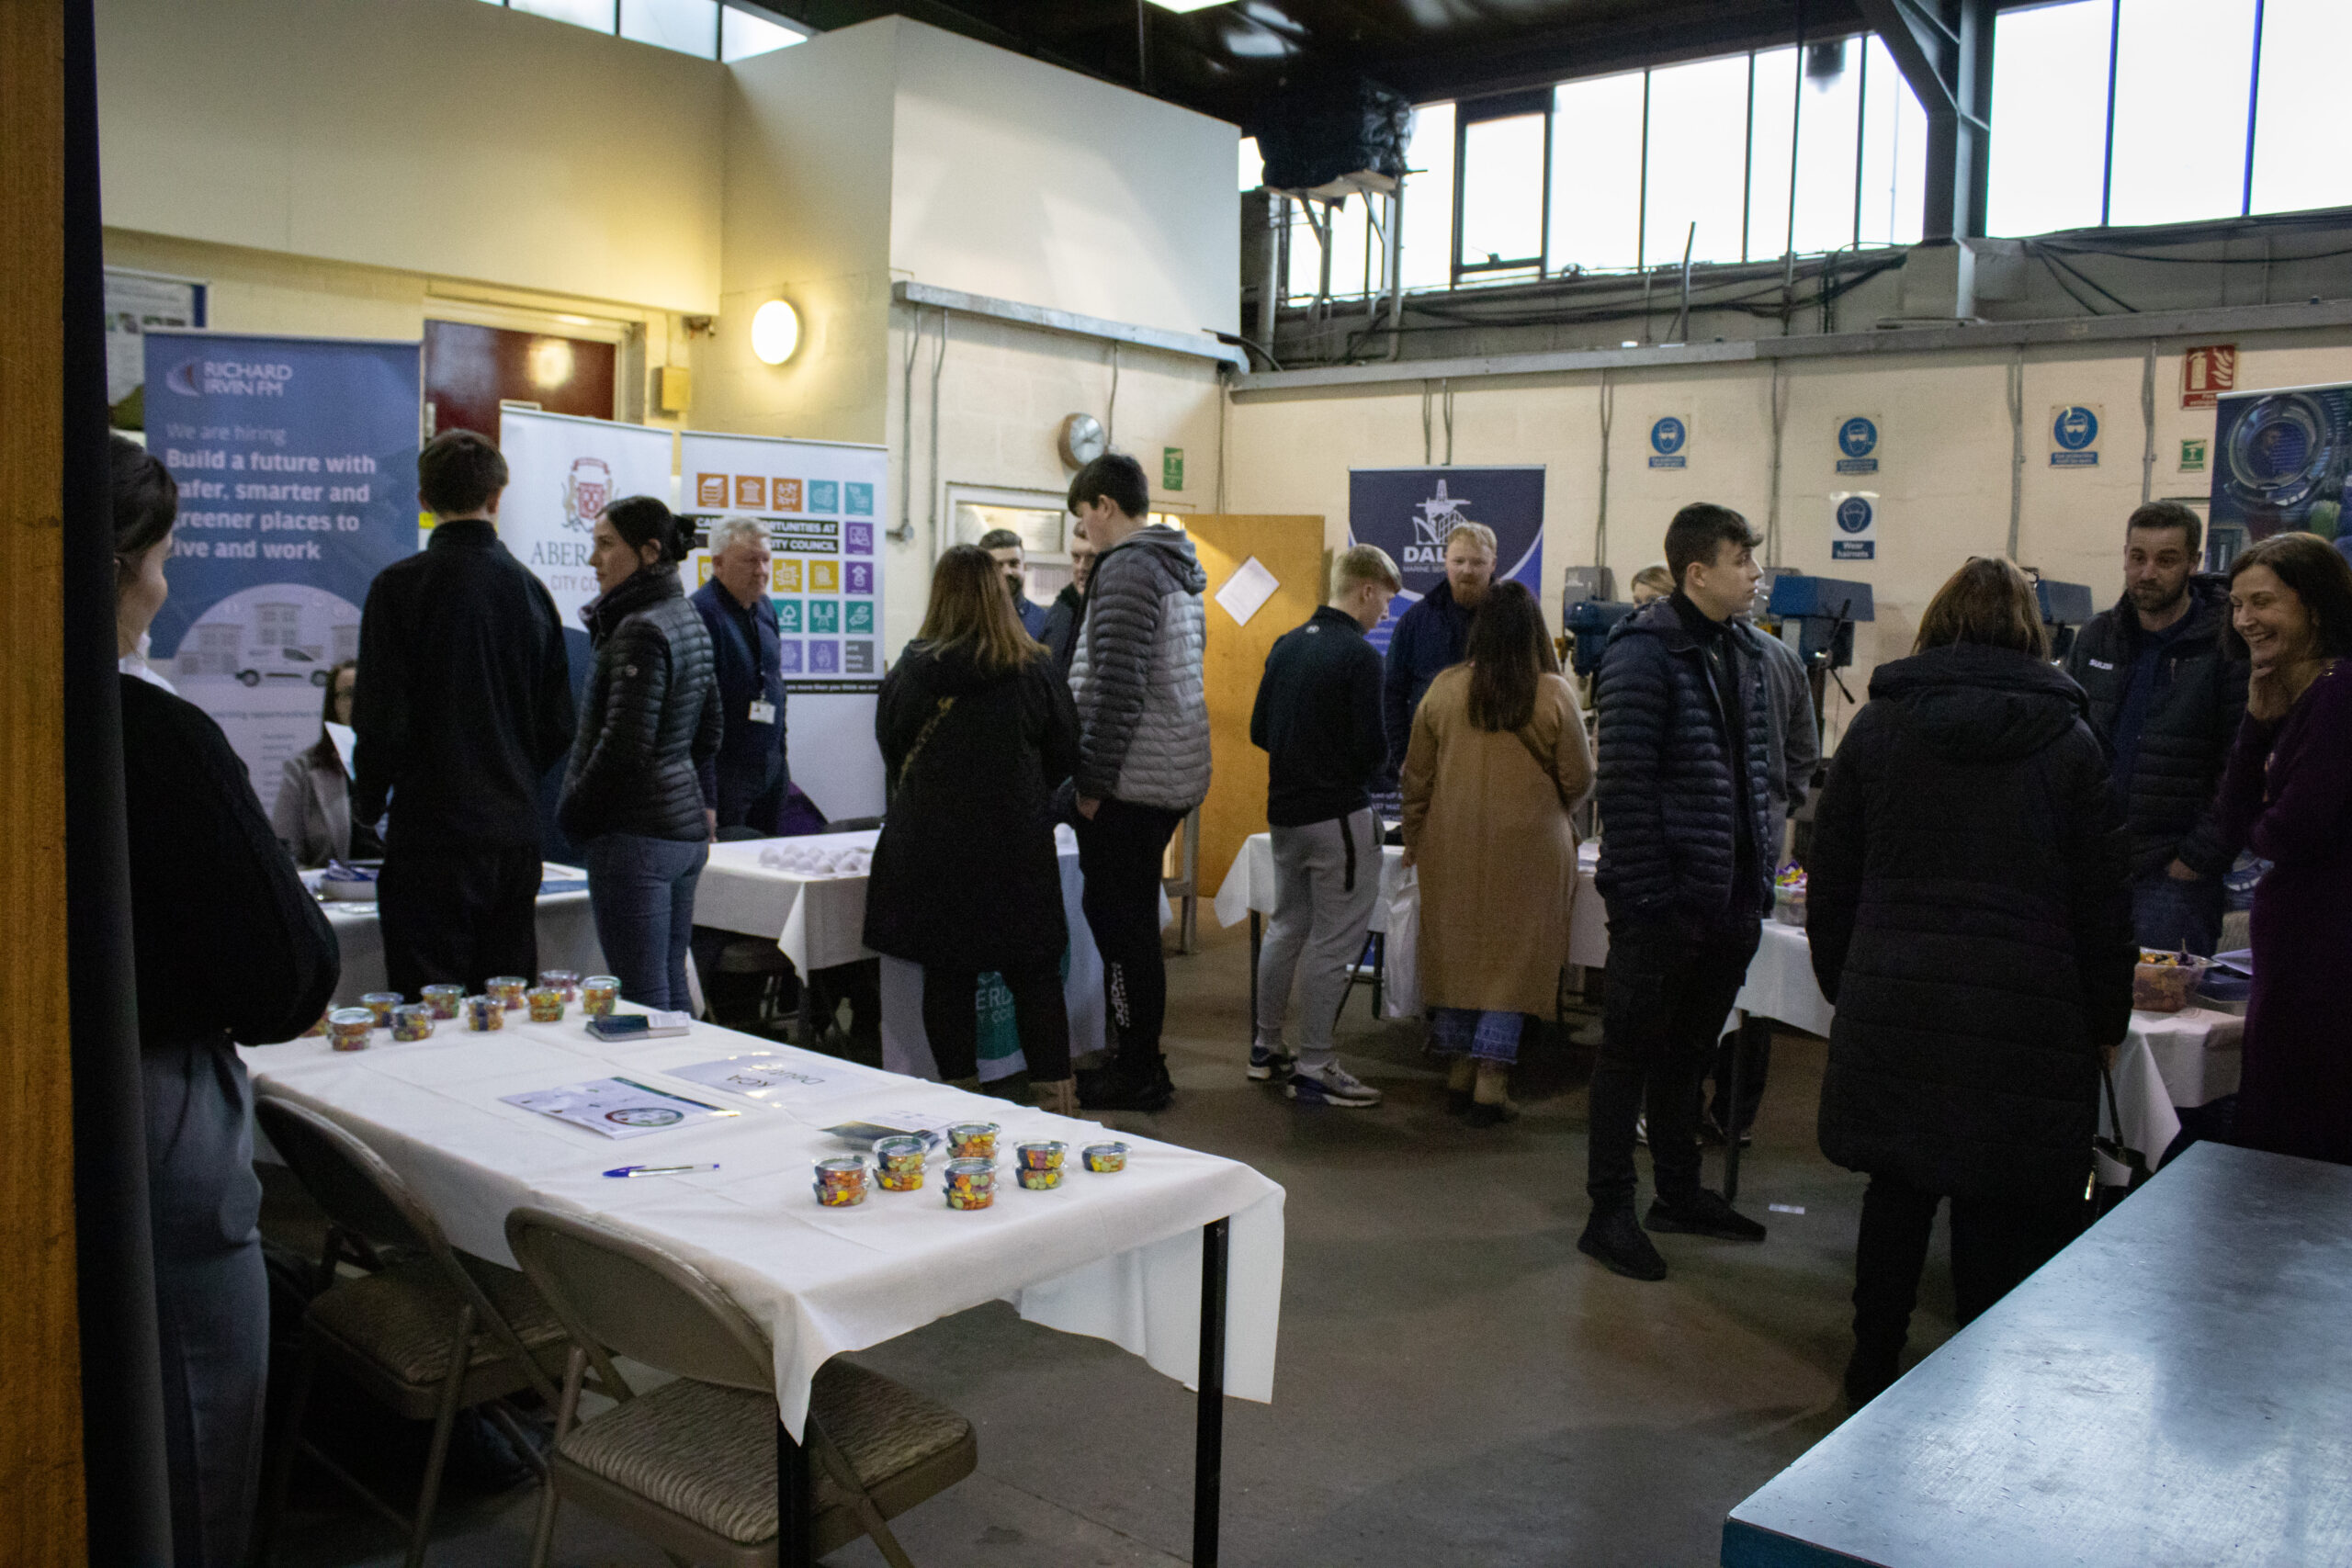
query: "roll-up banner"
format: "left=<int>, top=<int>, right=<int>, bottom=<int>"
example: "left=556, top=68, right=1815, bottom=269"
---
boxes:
left=1346, top=466, right=1546, bottom=651
left=142, top=330, right=420, bottom=787
left=496, top=406, right=679, bottom=630
left=679, top=428, right=890, bottom=820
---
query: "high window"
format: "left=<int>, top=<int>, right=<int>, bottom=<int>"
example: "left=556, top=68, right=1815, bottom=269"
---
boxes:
left=482, top=0, right=804, bottom=62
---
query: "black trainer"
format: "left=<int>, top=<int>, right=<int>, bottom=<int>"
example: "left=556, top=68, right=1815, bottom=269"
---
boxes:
left=1577, top=1207, right=1668, bottom=1281
left=1645, top=1189, right=1768, bottom=1242
left=1844, top=1344, right=1902, bottom=1407
left=1078, top=1054, right=1173, bottom=1112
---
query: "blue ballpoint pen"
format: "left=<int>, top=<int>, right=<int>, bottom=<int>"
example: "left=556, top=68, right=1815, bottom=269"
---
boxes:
left=605, top=1163, right=721, bottom=1178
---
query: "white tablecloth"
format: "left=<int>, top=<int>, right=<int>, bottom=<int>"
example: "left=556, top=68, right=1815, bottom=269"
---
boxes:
left=1212, top=834, right=1611, bottom=1015
left=696, top=827, right=1145, bottom=1080
left=2100, top=1007, right=2245, bottom=1171
left=321, top=870, right=604, bottom=1008
left=242, top=1014, right=1284, bottom=1439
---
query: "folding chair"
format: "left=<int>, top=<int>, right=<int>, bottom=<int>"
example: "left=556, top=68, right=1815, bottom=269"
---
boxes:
left=504, top=1204, right=977, bottom=1568
left=252, top=1094, right=573, bottom=1568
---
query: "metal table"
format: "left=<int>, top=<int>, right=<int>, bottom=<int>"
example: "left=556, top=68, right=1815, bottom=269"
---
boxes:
left=1722, top=1141, right=2352, bottom=1567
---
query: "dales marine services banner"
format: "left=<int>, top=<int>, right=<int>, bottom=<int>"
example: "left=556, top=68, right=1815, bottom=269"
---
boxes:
left=1347, top=466, right=1545, bottom=651
left=143, top=330, right=420, bottom=787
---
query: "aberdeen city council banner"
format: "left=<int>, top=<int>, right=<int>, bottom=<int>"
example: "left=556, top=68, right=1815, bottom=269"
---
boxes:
left=142, top=330, right=420, bottom=787
left=496, top=406, right=679, bottom=629
left=1347, top=466, right=1545, bottom=651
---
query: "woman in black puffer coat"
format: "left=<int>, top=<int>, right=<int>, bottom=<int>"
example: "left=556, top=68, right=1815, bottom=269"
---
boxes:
left=560, top=496, right=721, bottom=1010
left=865, top=546, right=1081, bottom=1113
left=1809, top=557, right=2133, bottom=1405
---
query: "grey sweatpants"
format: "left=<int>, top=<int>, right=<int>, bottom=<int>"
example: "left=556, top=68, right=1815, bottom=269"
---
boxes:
left=1254, top=808, right=1380, bottom=1073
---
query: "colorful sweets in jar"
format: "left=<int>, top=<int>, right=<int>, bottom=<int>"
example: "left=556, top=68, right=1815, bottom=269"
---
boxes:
left=874, top=1136, right=928, bottom=1192
left=486, top=976, right=528, bottom=1011
left=464, top=994, right=503, bottom=1032
left=1014, top=1141, right=1066, bottom=1172
left=1082, top=1142, right=1128, bottom=1174
left=581, top=976, right=621, bottom=1018
left=421, top=983, right=466, bottom=1020
left=358, top=991, right=402, bottom=1027
left=326, top=1007, right=376, bottom=1053
left=390, top=1003, right=435, bottom=1042
left=945, top=1122, right=1000, bottom=1160
left=943, top=1157, right=996, bottom=1211
left=526, top=987, right=566, bottom=1023
left=1016, top=1166, right=1062, bottom=1190
left=537, top=968, right=581, bottom=1000
left=812, top=1156, right=868, bottom=1207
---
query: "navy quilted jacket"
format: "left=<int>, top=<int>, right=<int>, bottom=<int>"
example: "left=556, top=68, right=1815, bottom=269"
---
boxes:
left=1592, top=597, right=1774, bottom=928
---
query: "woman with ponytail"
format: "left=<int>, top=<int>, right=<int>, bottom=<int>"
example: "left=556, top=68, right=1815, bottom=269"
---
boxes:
left=560, top=496, right=723, bottom=1010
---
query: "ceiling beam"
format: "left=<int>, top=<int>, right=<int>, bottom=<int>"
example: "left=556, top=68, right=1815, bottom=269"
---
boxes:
left=1855, top=0, right=1994, bottom=242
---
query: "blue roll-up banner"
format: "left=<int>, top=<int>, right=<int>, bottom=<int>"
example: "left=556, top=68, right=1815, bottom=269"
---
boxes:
left=1346, top=466, right=1545, bottom=651
left=142, top=330, right=421, bottom=787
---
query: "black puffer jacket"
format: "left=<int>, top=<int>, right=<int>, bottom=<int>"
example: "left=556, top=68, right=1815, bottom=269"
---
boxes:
left=559, top=565, right=722, bottom=843
left=1593, top=596, right=1775, bottom=930
left=864, top=641, right=1080, bottom=970
left=2063, top=576, right=2248, bottom=877
left=1809, top=644, right=2134, bottom=1202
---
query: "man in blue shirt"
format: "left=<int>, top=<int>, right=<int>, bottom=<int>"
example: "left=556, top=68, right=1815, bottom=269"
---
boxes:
left=1381, top=521, right=1495, bottom=773
left=691, top=516, right=789, bottom=835
left=978, top=526, right=1051, bottom=640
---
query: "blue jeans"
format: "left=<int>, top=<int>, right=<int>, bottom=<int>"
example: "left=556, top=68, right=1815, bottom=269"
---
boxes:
left=2132, top=868, right=2223, bottom=956
left=583, top=833, right=709, bottom=1010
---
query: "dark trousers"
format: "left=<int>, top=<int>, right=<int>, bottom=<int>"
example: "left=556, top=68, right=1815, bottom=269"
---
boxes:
left=1588, top=916, right=1761, bottom=1211
left=921, top=958, right=1072, bottom=1083
left=1707, top=1016, right=1774, bottom=1135
left=1074, top=798, right=1184, bottom=1057
left=145, top=1039, right=268, bottom=1568
left=1852, top=1170, right=2085, bottom=1359
left=2132, top=868, right=2225, bottom=957
left=378, top=842, right=542, bottom=999
left=582, top=833, right=708, bottom=1012
left=716, top=761, right=788, bottom=840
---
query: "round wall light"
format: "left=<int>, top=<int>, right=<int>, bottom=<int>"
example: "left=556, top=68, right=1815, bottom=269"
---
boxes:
left=751, top=299, right=801, bottom=365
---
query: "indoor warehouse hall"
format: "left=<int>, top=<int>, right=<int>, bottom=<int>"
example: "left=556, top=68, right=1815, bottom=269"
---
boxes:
left=7, top=0, right=2352, bottom=1564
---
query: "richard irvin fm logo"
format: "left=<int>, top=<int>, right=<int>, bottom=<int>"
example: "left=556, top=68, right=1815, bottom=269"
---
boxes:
left=166, top=358, right=294, bottom=398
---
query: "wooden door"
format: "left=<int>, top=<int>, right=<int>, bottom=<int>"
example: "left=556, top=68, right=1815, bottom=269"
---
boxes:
left=1183, top=515, right=1328, bottom=916
left=423, top=320, right=616, bottom=440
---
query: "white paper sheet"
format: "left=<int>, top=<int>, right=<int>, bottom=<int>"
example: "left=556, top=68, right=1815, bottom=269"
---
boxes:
left=503, top=1077, right=739, bottom=1139
left=1215, top=556, right=1280, bottom=627
left=666, top=1054, right=848, bottom=1102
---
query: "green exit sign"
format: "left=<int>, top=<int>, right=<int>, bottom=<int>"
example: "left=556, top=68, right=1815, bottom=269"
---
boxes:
left=1162, top=446, right=1184, bottom=491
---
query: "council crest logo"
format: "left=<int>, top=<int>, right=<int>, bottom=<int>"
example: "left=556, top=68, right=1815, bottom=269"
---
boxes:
left=563, top=456, right=614, bottom=533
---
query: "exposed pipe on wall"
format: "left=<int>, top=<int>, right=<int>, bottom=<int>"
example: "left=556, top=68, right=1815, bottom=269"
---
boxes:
left=2140, top=339, right=2157, bottom=504
left=1107, top=343, right=1121, bottom=448
left=1442, top=378, right=1455, bottom=465
left=2006, top=344, right=2026, bottom=559
left=1596, top=368, right=1614, bottom=569
left=893, top=307, right=922, bottom=543
left=1767, top=360, right=1788, bottom=569
left=1421, top=380, right=1433, bottom=465
left=927, top=310, right=948, bottom=556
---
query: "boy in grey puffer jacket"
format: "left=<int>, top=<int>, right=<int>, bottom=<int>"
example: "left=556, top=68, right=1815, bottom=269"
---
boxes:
left=1065, top=454, right=1209, bottom=1111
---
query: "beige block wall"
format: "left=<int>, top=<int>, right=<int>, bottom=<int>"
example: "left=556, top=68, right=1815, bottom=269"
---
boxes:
left=1225, top=331, right=2352, bottom=743
left=877, top=306, right=1227, bottom=656
left=96, top=0, right=724, bottom=314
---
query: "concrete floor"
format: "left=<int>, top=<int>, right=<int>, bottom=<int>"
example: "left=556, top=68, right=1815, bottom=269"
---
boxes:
left=271, top=924, right=1966, bottom=1568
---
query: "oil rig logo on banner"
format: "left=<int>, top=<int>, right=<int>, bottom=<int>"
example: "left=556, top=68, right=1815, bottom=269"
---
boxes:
left=563, top=456, right=614, bottom=533
left=1407, top=479, right=1474, bottom=570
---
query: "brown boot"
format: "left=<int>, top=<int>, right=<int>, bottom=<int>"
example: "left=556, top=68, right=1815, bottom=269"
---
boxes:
left=1466, top=1061, right=1519, bottom=1128
left=1034, top=1077, right=1079, bottom=1118
left=1444, top=1056, right=1476, bottom=1115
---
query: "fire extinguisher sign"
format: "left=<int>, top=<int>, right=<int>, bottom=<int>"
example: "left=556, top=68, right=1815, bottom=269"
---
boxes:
left=2182, top=344, right=2237, bottom=411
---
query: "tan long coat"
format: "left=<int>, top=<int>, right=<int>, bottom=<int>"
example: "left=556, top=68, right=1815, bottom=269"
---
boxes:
left=1400, top=667, right=1594, bottom=1017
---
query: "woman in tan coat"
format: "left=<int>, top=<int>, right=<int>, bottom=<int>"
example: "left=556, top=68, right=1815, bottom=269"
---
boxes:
left=1402, top=581, right=1594, bottom=1126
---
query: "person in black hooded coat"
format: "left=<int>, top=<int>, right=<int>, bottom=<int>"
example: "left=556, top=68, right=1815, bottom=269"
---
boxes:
left=865, top=546, right=1081, bottom=1112
left=1809, top=557, right=2134, bottom=1406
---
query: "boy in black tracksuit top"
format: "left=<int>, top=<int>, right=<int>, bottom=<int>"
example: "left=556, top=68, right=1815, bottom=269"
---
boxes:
left=1247, top=545, right=1401, bottom=1107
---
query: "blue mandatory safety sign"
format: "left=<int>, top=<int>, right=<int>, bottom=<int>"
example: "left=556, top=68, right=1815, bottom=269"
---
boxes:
left=1830, top=494, right=1877, bottom=560
left=2051, top=404, right=2101, bottom=467
left=1648, top=415, right=1688, bottom=469
left=1836, top=415, right=1880, bottom=474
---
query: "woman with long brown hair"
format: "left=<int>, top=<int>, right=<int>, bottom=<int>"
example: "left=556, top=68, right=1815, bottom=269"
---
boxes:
left=1808, top=556, right=2133, bottom=1405
left=2212, top=532, right=2352, bottom=1165
left=1400, top=581, right=1594, bottom=1126
left=864, top=544, right=1082, bottom=1112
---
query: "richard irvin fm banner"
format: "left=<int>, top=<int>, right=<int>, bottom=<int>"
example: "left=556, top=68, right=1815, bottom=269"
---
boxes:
left=142, top=330, right=420, bottom=788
